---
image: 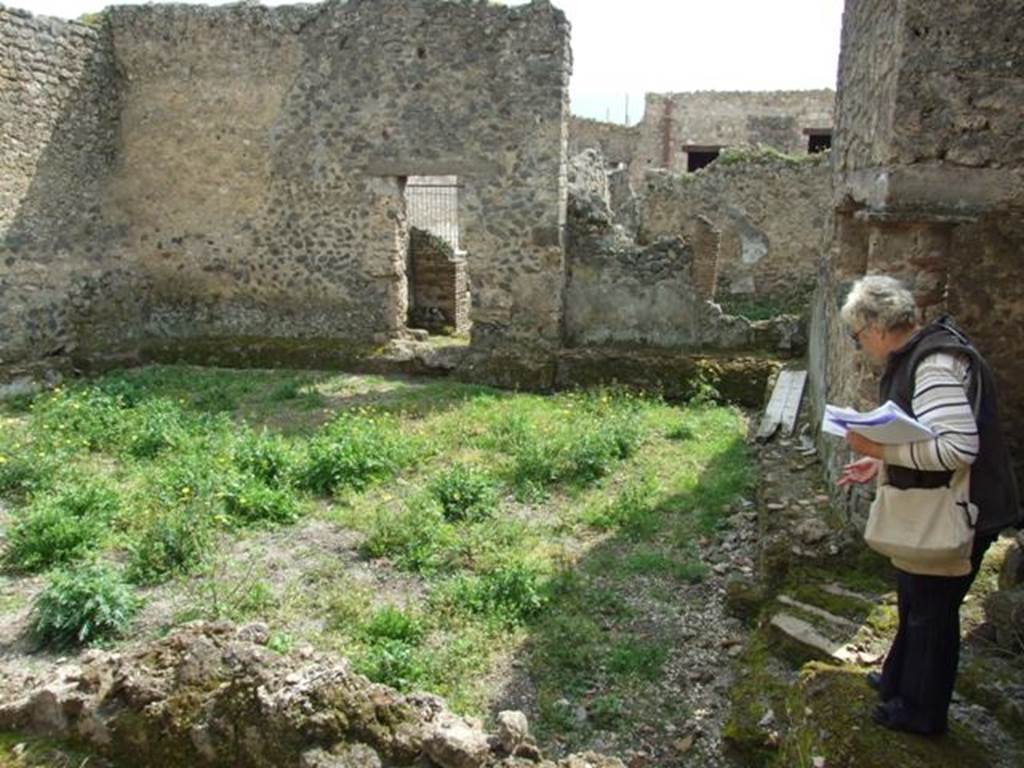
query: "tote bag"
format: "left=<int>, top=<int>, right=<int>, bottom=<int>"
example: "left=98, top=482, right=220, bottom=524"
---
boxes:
left=864, top=481, right=976, bottom=566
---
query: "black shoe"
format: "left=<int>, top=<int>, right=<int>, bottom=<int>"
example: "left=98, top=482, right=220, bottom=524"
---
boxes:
left=866, top=671, right=883, bottom=693
left=871, top=700, right=947, bottom=736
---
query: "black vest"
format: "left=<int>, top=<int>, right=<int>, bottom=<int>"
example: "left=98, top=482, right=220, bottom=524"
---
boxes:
left=878, top=316, right=1022, bottom=536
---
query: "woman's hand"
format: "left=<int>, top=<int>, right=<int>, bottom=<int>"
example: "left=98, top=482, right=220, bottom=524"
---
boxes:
left=837, top=456, right=881, bottom=486
left=845, top=430, right=885, bottom=460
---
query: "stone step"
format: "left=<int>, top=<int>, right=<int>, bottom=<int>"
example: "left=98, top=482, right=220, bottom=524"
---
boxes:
left=776, top=594, right=862, bottom=633
left=768, top=611, right=882, bottom=666
left=820, top=582, right=878, bottom=605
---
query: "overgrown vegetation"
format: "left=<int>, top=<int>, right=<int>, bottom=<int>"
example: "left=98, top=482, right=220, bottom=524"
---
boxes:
left=0, top=366, right=752, bottom=750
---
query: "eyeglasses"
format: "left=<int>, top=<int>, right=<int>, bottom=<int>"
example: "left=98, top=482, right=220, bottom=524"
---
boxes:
left=849, top=327, right=866, bottom=350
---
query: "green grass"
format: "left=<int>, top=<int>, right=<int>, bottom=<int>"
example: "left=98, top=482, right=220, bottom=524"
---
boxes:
left=0, top=366, right=752, bottom=751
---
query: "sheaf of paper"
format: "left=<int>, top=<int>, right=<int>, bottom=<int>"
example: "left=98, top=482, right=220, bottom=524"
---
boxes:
left=821, top=401, right=934, bottom=444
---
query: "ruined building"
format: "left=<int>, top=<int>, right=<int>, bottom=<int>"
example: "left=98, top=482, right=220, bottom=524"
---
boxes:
left=1, top=0, right=808, bottom=402
left=631, top=89, right=835, bottom=182
left=810, top=0, right=1024, bottom=505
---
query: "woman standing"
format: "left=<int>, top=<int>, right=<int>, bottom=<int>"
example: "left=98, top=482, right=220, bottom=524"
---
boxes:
left=837, top=275, right=1019, bottom=735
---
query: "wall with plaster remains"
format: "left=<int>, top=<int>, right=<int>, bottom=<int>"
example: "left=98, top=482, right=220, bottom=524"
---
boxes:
left=811, top=0, right=1024, bottom=514
left=632, top=90, right=834, bottom=186
left=0, top=0, right=570, bottom=372
left=638, top=152, right=831, bottom=304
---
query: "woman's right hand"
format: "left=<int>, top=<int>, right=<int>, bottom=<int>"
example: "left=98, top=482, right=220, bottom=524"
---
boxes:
left=837, top=457, right=881, bottom=486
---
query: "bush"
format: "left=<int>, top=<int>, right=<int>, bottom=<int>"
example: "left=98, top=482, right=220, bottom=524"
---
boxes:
left=297, top=413, right=413, bottom=495
left=0, top=451, right=55, bottom=498
left=94, top=374, right=146, bottom=407
left=437, top=559, right=549, bottom=626
left=360, top=605, right=426, bottom=645
left=357, top=638, right=427, bottom=692
left=362, top=499, right=455, bottom=573
left=127, top=507, right=212, bottom=585
left=29, top=562, right=141, bottom=649
left=123, top=398, right=188, bottom=459
left=2, top=477, right=121, bottom=572
left=221, top=477, right=301, bottom=527
left=3, top=503, right=104, bottom=573
left=234, top=431, right=295, bottom=488
left=428, top=464, right=499, bottom=522
left=30, top=386, right=126, bottom=452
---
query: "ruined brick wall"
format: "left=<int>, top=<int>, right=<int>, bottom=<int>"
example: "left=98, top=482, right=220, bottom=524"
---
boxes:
left=568, top=116, right=638, bottom=168
left=638, top=152, right=831, bottom=306
left=811, top=0, right=1024, bottom=515
left=0, top=5, right=123, bottom=368
left=632, top=90, right=835, bottom=185
left=1, top=0, right=570, bottom=371
left=407, top=227, right=468, bottom=334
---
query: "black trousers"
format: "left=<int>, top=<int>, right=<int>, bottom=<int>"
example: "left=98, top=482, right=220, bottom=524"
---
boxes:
left=878, top=533, right=997, bottom=732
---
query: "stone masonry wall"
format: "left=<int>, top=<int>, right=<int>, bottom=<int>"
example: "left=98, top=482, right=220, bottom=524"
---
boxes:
left=0, top=0, right=570, bottom=372
left=568, top=116, right=638, bottom=168
left=632, top=90, right=834, bottom=186
left=0, top=6, right=122, bottom=369
left=638, top=152, right=831, bottom=304
left=563, top=151, right=805, bottom=354
left=811, top=0, right=1024, bottom=517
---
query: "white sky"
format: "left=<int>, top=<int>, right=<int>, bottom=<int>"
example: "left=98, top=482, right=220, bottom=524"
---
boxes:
left=12, top=0, right=846, bottom=124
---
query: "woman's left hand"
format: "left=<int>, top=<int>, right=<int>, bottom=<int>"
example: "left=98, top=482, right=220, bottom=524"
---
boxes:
left=846, top=430, right=885, bottom=459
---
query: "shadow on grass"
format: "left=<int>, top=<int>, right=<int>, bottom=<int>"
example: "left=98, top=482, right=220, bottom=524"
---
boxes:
left=492, top=432, right=756, bottom=757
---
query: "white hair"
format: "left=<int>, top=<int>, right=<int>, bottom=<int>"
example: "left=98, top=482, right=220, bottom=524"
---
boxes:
left=841, top=275, right=917, bottom=333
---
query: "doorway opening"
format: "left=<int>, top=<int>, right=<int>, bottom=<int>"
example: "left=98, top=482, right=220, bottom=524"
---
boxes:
left=404, top=175, right=470, bottom=336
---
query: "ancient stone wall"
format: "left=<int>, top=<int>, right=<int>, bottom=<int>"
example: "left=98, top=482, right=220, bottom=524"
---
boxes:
left=638, top=152, right=831, bottom=306
left=632, top=90, right=835, bottom=185
left=0, top=0, right=570, bottom=373
left=811, top=0, right=1024, bottom=516
left=568, top=116, right=638, bottom=168
left=563, top=151, right=805, bottom=355
left=0, top=5, right=122, bottom=368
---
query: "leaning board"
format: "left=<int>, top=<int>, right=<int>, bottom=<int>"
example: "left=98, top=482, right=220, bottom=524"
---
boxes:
left=756, top=369, right=807, bottom=442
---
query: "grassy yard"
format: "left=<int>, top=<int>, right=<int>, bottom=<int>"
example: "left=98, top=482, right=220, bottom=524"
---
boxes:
left=0, top=366, right=752, bottom=755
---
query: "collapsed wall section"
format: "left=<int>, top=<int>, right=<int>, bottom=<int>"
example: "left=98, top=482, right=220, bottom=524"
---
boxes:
left=568, top=116, right=638, bottom=168
left=639, top=152, right=831, bottom=309
left=562, top=150, right=804, bottom=354
left=0, top=5, right=121, bottom=370
left=811, top=0, right=1024, bottom=517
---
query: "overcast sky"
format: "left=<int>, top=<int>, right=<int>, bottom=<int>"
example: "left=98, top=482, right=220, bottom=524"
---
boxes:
left=12, top=0, right=846, bottom=124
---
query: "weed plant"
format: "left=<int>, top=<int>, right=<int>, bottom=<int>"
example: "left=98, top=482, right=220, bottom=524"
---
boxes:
left=3, top=476, right=122, bottom=573
left=429, top=463, right=499, bottom=522
left=298, top=412, right=415, bottom=495
left=30, top=562, right=140, bottom=649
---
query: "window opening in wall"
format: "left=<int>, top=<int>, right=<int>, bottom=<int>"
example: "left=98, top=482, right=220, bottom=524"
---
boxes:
left=804, top=128, right=832, bottom=154
left=685, top=146, right=722, bottom=173
left=404, top=175, right=471, bottom=337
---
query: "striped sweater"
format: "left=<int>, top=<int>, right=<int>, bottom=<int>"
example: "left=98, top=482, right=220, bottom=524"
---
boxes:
left=882, top=351, right=979, bottom=472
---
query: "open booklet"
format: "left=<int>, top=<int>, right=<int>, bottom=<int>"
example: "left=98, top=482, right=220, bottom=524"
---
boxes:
left=821, top=400, right=934, bottom=444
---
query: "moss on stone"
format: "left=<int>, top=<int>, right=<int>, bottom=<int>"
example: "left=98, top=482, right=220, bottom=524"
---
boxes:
left=0, top=732, right=113, bottom=767
left=723, top=635, right=793, bottom=764
left=956, top=656, right=1024, bottom=740
left=774, top=663, right=990, bottom=768
left=787, top=583, right=873, bottom=624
